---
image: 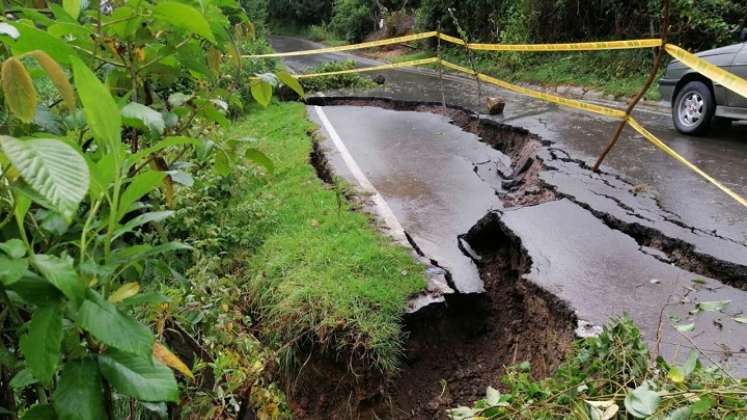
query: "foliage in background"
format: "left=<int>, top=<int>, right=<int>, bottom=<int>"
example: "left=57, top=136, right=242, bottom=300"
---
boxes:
left=329, top=0, right=376, bottom=43
left=300, top=60, right=378, bottom=92
left=450, top=318, right=747, bottom=419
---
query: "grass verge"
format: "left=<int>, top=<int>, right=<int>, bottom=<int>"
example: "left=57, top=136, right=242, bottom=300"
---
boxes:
left=237, top=102, right=425, bottom=373
left=392, top=46, right=663, bottom=100
left=164, top=101, right=426, bottom=412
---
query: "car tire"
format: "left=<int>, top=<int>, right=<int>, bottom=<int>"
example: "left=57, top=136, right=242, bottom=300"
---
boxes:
left=673, top=81, right=715, bottom=135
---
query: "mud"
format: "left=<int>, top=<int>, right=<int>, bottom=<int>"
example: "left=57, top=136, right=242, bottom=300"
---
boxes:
left=285, top=212, right=576, bottom=420
left=372, top=213, right=576, bottom=419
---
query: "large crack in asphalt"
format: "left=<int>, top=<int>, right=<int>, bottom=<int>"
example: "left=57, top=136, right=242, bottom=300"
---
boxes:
left=306, top=96, right=747, bottom=290
left=299, top=97, right=747, bottom=418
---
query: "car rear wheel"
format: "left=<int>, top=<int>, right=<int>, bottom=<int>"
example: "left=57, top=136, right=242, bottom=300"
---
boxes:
left=673, top=81, right=715, bottom=135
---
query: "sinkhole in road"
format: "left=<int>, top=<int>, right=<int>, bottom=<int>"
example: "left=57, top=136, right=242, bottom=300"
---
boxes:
left=296, top=98, right=575, bottom=419
left=294, top=97, right=746, bottom=418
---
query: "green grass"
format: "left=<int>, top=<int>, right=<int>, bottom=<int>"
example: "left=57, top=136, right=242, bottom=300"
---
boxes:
left=271, top=23, right=347, bottom=47
left=393, top=47, right=662, bottom=100
left=229, top=102, right=426, bottom=374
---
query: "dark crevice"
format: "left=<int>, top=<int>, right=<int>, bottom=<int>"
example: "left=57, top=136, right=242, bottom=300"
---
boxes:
left=404, top=230, right=457, bottom=292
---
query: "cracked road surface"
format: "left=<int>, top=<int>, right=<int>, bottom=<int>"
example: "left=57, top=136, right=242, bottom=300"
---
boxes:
left=272, top=36, right=747, bottom=374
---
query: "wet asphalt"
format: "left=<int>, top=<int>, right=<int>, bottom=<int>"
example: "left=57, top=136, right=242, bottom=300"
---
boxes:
left=270, top=36, right=747, bottom=374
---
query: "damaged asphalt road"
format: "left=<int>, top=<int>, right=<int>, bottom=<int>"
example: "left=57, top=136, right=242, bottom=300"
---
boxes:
left=271, top=37, right=747, bottom=374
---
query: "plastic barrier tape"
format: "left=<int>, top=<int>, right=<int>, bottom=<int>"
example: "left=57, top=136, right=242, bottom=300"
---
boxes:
left=245, top=32, right=438, bottom=58
left=296, top=57, right=440, bottom=79
left=466, top=38, right=663, bottom=52
left=626, top=118, right=747, bottom=208
left=439, top=60, right=627, bottom=119
left=665, top=44, right=747, bottom=101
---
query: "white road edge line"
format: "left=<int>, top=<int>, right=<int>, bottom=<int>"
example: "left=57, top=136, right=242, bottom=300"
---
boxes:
left=312, top=105, right=407, bottom=242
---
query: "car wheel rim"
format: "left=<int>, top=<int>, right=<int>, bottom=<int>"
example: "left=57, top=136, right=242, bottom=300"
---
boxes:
left=678, top=91, right=705, bottom=128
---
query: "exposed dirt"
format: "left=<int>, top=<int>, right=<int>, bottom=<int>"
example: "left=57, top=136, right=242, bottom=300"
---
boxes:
left=369, top=212, right=576, bottom=419
left=284, top=211, right=576, bottom=420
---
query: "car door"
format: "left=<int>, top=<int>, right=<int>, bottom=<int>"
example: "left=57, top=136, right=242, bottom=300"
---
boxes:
left=727, top=43, right=747, bottom=107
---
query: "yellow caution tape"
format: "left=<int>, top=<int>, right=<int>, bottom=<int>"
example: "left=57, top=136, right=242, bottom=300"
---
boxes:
left=626, top=118, right=747, bottom=208
left=440, top=60, right=627, bottom=119
left=665, top=44, right=747, bottom=101
left=245, top=32, right=438, bottom=58
left=296, top=57, right=440, bottom=79
left=468, top=39, right=663, bottom=52
left=437, top=33, right=662, bottom=51
left=437, top=33, right=466, bottom=46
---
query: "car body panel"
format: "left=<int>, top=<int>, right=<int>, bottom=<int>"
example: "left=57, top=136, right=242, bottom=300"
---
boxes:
left=728, top=45, right=747, bottom=107
left=660, top=42, right=747, bottom=121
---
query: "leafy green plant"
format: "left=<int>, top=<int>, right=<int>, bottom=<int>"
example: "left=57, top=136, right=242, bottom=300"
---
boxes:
left=300, top=60, right=378, bottom=92
left=449, top=318, right=747, bottom=419
left=0, top=0, right=303, bottom=417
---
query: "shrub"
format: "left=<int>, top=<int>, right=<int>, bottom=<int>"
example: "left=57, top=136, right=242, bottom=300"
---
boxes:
left=330, top=0, right=376, bottom=43
left=300, top=60, right=378, bottom=92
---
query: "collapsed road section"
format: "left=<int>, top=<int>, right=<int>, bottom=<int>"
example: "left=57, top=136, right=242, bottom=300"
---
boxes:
left=301, top=97, right=747, bottom=417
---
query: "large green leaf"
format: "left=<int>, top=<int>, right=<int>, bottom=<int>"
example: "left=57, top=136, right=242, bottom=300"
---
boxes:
left=117, top=170, right=166, bottom=220
left=31, top=254, right=85, bottom=306
left=624, top=382, right=660, bottom=418
left=98, top=349, right=179, bottom=402
left=153, top=2, right=216, bottom=44
left=0, top=256, right=28, bottom=286
left=276, top=70, right=305, bottom=98
left=0, top=239, right=26, bottom=259
left=78, top=289, right=154, bottom=356
left=19, top=305, right=63, bottom=385
left=21, top=404, right=56, bottom=420
left=122, top=102, right=165, bottom=136
left=62, top=0, right=81, bottom=19
left=245, top=148, right=274, bottom=173
left=250, top=79, right=273, bottom=108
left=1, top=58, right=37, bottom=123
left=53, top=359, right=106, bottom=420
left=0, top=136, right=89, bottom=217
left=8, top=22, right=77, bottom=65
left=71, top=56, right=122, bottom=157
left=6, top=275, right=64, bottom=307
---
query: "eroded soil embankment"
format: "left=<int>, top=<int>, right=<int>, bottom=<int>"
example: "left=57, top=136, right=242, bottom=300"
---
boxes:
left=298, top=97, right=745, bottom=418
left=284, top=204, right=576, bottom=419
left=294, top=100, right=575, bottom=419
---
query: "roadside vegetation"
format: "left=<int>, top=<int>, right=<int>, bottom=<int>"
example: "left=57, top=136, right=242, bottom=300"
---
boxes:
left=451, top=319, right=747, bottom=419
left=300, top=60, right=378, bottom=92
left=2, top=0, right=746, bottom=418
left=263, top=0, right=747, bottom=98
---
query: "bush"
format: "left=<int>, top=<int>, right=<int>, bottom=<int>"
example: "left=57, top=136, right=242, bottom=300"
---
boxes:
left=451, top=318, right=747, bottom=419
left=330, top=0, right=376, bottom=43
left=268, top=0, right=335, bottom=26
left=300, top=60, right=377, bottom=92
left=415, top=0, right=747, bottom=51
